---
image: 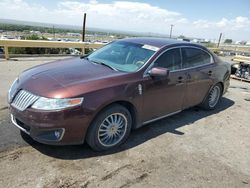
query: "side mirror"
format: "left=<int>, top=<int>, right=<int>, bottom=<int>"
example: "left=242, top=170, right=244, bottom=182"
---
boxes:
left=148, top=67, right=170, bottom=78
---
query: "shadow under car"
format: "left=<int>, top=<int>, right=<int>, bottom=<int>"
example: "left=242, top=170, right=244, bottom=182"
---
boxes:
left=21, top=97, right=234, bottom=159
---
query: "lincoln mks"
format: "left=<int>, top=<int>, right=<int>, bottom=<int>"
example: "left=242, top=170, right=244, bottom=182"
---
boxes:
left=8, top=38, right=230, bottom=151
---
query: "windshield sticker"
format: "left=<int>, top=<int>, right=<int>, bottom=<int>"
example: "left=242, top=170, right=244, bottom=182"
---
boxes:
left=142, top=44, right=159, bottom=52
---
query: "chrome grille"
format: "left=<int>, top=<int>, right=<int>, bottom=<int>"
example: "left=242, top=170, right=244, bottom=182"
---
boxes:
left=11, top=90, right=39, bottom=111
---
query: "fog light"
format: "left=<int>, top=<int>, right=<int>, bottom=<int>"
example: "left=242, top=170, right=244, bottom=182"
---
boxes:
left=54, top=130, right=61, bottom=139
left=36, top=129, right=64, bottom=142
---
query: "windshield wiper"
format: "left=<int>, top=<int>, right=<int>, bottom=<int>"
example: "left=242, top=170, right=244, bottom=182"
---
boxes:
left=90, top=60, right=118, bottom=71
left=80, top=54, right=89, bottom=59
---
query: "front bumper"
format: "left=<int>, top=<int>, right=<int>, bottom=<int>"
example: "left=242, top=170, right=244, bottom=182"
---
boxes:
left=11, top=114, right=65, bottom=143
left=9, top=105, right=92, bottom=145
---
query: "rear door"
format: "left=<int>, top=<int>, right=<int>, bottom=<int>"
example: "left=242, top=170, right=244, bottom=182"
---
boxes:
left=142, top=48, right=186, bottom=123
left=181, top=47, right=216, bottom=109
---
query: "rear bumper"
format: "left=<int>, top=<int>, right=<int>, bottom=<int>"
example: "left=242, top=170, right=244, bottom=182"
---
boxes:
left=9, top=106, right=93, bottom=145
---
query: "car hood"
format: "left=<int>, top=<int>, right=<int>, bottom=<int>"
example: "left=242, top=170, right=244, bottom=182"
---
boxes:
left=18, top=57, right=132, bottom=98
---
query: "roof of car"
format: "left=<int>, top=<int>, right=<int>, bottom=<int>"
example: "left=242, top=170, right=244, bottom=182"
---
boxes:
left=120, top=37, right=190, bottom=48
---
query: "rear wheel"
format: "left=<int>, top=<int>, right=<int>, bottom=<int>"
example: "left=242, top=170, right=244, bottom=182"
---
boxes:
left=86, top=104, right=132, bottom=151
left=201, top=83, right=222, bottom=110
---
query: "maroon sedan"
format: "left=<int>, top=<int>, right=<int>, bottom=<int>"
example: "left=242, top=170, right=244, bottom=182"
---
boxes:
left=8, top=38, right=230, bottom=151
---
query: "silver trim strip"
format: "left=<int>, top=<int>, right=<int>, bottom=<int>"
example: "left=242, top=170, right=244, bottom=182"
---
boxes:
left=56, top=128, right=65, bottom=142
left=11, top=114, right=30, bottom=135
left=142, top=110, right=181, bottom=125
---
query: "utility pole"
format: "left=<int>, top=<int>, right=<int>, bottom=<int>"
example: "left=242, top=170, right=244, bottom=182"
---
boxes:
left=217, top=33, right=222, bottom=48
left=82, top=13, right=87, bottom=42
left=170, top=24, right=174, bottom=39
left=52, top=25, right=55, bottom=39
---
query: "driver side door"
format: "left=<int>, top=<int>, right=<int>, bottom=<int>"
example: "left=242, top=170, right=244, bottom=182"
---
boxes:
left=141, top=47, right=186, bottom=123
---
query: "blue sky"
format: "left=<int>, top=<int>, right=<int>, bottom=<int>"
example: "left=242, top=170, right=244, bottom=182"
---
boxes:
left=0, top=0, right=250, bottom=41
left=26, top=0, right=250, bottom=19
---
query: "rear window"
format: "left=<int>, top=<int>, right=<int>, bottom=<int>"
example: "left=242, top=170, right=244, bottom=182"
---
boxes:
left=182, top=48, right=212, bottom=68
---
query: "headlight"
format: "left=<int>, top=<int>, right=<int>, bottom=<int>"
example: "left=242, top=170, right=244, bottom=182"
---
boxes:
left=31, top=97, right=84, bottom=110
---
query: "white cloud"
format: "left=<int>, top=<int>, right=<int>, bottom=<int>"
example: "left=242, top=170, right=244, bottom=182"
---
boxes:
left=0, top=0, right=48, bottom=17
left=215, top=16, right=250, bottom=29
left=55, top=0, right=184, bottom=31
left=193, top=20, right=212, bottom=28
left=191, top=16, right=250, bottom=39
left=0, top=0, right=249, bottom=40
left=234, top=16, right=250, bottom=28
left=192, top=16, right=250, bottom=30
left=216, top=18, right=229, bottom=28
left=0, top=0, right=186, bottom=32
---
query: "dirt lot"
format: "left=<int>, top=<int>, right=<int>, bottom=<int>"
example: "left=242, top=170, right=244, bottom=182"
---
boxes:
left=0, top=57, right=249, bottom=188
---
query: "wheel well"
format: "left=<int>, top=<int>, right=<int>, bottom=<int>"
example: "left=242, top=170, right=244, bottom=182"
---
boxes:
left=202, top=82, right=224, bottom=105
left=111, top=101, right=137, bottom=129
left=218, top=82, right=224, bottom=95
left=84, top=100, right=137, bottom=144
left=89, top=101, right=138, bottom=131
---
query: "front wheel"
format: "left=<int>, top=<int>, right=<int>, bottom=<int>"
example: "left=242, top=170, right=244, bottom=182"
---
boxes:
left=201, top=84, right=222, bottom=110
left=86, top=104, right=132, bottom=151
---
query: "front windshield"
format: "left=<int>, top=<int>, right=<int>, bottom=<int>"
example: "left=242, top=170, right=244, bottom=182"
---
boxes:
left=87, top=41, right=157, bottom=72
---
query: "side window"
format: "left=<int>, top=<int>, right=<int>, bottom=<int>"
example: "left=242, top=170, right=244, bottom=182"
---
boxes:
left=154, top=48, right=181, bottom=71
left=182, top=48, right=211, bottom=68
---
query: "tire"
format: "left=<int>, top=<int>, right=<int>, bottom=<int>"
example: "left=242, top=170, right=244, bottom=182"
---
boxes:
left=201, top=83, right=222, bottom=110
left=86, top=104, right=132, bottom=151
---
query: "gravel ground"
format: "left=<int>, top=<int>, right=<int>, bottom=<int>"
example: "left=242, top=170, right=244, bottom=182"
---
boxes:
left=0, top=56, right=249, bottom=188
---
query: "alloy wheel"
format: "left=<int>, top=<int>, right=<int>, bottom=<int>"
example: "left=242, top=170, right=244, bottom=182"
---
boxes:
left=97, top=113, right=128, bottom=147
left=208, top=85, right=221, bottom=108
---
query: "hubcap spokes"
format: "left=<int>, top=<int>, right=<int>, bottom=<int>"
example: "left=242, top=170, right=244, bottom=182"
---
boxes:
left=209, top=86, right=220, bottom=107
left=98, top=113, right=127, bottom=147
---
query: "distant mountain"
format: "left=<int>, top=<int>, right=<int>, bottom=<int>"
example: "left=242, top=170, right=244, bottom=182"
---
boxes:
left=0, top=18, right=83, bottom=30
left=0, top=18, right=169, bottom=37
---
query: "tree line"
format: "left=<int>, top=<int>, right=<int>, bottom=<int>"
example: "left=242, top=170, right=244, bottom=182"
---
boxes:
left=0, top=23, right=81, bottom=34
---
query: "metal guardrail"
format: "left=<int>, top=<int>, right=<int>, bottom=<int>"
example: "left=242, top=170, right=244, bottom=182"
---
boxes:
left=1, top=39, right=249, bottom=60
left=219, top=45, right=250, bottom=53
left=232, top=55, right=250, bottom=63
left=0, top=39, right=104, bottom=60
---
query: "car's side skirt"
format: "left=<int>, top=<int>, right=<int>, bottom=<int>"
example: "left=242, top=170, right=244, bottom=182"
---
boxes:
left=142, top=110, right=181, bottom=125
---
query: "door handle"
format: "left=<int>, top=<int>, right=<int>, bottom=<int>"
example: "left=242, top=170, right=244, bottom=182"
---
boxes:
left=208, top=70, right=213, bottom=76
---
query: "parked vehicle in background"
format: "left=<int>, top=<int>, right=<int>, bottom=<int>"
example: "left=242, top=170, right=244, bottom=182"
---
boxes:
left=8, top=38, right=231, bottom=151
left=69, top=48, right=81, bottom=55
left=231, top=54, right=250, bottom=80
